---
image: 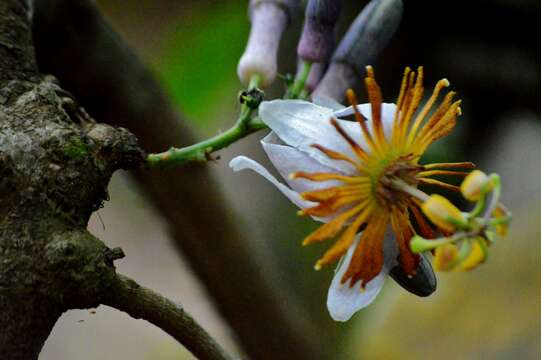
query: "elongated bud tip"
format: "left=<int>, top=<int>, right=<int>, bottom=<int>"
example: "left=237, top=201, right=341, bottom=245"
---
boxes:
left=297, top=0, right=342, bottom=62
left=238, top=2, right=291, bottom=86
left=333, top=0, right=403, bottom=75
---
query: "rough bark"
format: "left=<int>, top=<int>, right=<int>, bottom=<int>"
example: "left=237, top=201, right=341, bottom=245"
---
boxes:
left=0, top=1, right=234, bottom=359
left=33, top=1, right=328, bottom=359
left=0, top=71, right=143, bottom=358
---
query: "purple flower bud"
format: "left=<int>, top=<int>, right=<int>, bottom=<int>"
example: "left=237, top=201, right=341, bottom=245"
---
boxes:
left=297, top=0, right=342, bottom=63
left=334, top=0, right=402, bottom=74
left=313, top=0, right=403, bottom=101
left=237, top=0, right=300, bottom=87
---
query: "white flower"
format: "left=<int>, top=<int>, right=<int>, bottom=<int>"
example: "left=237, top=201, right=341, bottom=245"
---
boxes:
left=229, top=98, right=399, bottom=321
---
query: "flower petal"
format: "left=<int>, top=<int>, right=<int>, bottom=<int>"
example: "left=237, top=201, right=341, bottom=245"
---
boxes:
left=312, top=95, right=346, bottom=111
left=326, top=227, right=398, bottom=321
left=259, top=100, right=362, bottom=170
left=229, top=156, right=316, bottom=210
left=334, top=103, right=397, bottom=127
left=261, top=133, right=356, bottom=192
left=259, top=100, right=397, bottom=171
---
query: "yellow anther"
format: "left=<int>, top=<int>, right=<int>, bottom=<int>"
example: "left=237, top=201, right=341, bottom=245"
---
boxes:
left=460, top=238, right=487, bottom=271
left=434, top=243, right=459, bottom=271
left=460, top=170, right=491, bottom=201
left=421, top=194, right=466, bottom=233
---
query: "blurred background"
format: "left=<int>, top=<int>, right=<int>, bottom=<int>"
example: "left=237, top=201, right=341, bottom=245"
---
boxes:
left=39, top=0, right=541, bottom=359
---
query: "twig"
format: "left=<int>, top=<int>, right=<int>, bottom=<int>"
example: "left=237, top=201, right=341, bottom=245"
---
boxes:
left=104, top=274, right=233, bottom=360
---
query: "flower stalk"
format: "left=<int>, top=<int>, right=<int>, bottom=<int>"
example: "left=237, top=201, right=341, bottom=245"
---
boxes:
left=286, top=60, right=313, bottom=99
left=147, top=77, right=267, bottom=167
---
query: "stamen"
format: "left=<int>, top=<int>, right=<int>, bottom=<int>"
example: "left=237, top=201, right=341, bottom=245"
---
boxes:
left=410, top=204, right=436, bottom=239
left=419, top=178, right=460, bottom=192
left=313, top=205, right=373, bottom=268
left=364, top=66, right=386, bottom=146
left=407, top=78, right=449, bottom=147
left=392, top=67, right=412, bottom=144
left=303, top=201, right=369, bottom=246
left=345, top=89, right=380, bottom=154
left=311, top=144, right=363, bottom=171
left=301, top=184, right=369, bottom=202
left=396, top=70, right=418, bottom=144
left=424, top=162, right=476, bottom=170
left=343, top=214, right=388, bottom=286
left=418, top=170, right=470, bottom=178
left=290, top=171, right=366, bottom=183
left=416, top=100, right=461, bottom=150
left=401, top=66, right=424, bottom=143
left=328, top=118, right=368, bottom=161
left=299, top=193, right=365, bottom=217
left=390, top=209, right=418, bottom=275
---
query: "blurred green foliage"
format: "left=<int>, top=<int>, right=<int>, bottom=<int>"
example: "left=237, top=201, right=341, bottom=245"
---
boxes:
left=155, top=2, right=248, bottom=126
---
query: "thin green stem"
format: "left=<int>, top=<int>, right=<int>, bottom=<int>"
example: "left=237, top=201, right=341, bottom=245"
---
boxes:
left=147, top=75, right=266, bottom=167
left=147, top=114, right=265, bottom=167
left=287, top=61, right=312, bottom=99
left=468, top=193, right=487, bottom=219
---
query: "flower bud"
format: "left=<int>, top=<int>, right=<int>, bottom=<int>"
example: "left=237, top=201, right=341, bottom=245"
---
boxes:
left=238, top=1, right=299, bottom=87
left=421, top=194, right=467, bottom=233
left=460, top=170, right=491, bottom=201
left=312, top=0, right=403, bottom=101
left=297, top=0, right=342, bottom=63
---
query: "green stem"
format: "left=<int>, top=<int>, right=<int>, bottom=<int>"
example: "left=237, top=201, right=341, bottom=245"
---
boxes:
left=287, top=61, right=312, bottom=99
left=468, top=192, right=487, bottom=219
left=147, top=114, right=266, bottom=167
left=147, top=75, right=266, bottom=167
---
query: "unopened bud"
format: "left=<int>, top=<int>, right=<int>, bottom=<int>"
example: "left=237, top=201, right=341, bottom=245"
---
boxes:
left=238, top=1, right=299, bottom=86
left=297, top=0, right=342, bottom=63
left=460, top=170, right=491, bottom=201
left=421, top=194, right=467, bottom=233
left=313, top=0, right=403, bottom=101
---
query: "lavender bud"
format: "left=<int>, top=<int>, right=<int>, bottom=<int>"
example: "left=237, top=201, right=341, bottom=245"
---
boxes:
left=334, top=0, right=402, bottom=74
left=313, top=0, right=403, bottom=100
left=297, top=0, right=342, bottom=63
left=237, top=0, right=300, bottom=87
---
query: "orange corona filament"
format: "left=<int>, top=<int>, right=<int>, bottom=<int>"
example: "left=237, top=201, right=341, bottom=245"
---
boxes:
left=297, top=66, right=468, bottom=287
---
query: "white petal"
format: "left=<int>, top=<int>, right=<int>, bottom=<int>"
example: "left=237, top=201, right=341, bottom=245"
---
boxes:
left=259, top=100, right=397, bottom=172
left=259, top=100, right=362, bottom=171
left=229, top=156, right=316, bottom=210
left=334, top=103, right=397, bottom=127
left=261, top=133, right=356, bottom=194
left=312, top=95, right=346, bottom=111
left=326, top=227, right=398, bottom=322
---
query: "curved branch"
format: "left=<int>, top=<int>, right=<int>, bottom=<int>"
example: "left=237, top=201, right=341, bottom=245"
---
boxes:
left=104, top=274, right=233, bottom=360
